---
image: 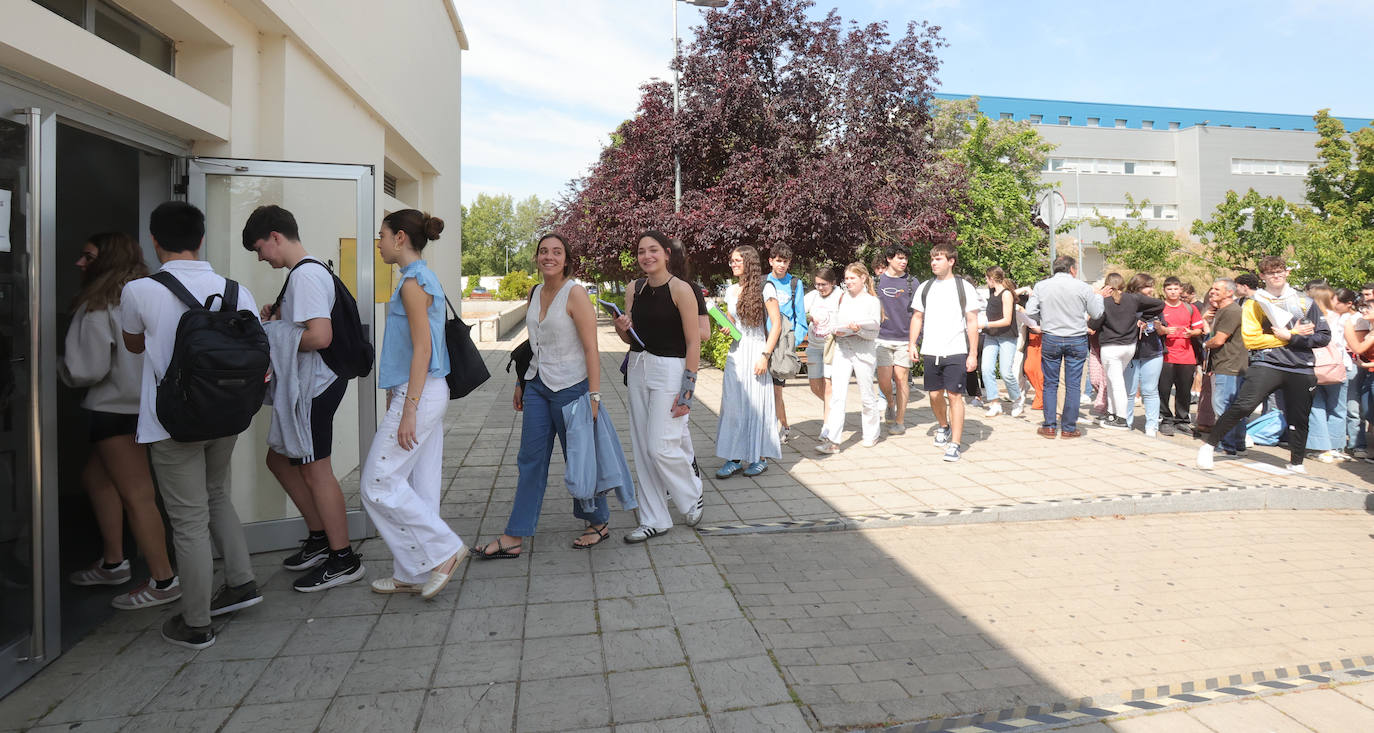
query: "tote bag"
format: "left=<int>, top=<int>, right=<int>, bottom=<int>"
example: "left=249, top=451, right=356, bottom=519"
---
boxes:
left=444, top=296, right=490, bottom=399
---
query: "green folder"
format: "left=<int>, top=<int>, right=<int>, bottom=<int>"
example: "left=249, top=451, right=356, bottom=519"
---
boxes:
left=708, top=304, right=742, bottom=341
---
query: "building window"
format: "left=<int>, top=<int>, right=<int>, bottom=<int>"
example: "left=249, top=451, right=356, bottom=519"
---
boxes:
left=1115, top=119, right=1127, bottom=128
left=999, top=112, right=1012, bottom=120
left=33, top=0, right=173, bottom=73
left=1070, top=202, right=1178, bottom=220
left=1058, top=116, right=1071, bottom=125
left=1168, top=121, right=1180, bottom=130
left=1123, top=162, right=1135, bottom=175
left=1029, top=114, right=1042, bottom=124
left=1044, top=157, right=1176, bottom=177
left=1231, top=159, right=1312, bottom=176
left=1087, top=117, right=1099, bottom=127
left=1141, top=120, right=1154, bottom=130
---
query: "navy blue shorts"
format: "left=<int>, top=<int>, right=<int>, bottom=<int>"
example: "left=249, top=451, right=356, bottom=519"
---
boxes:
left=291, top=377, right=347, bottom=466
left=89, top=411, right=137, bottom=443
left=922, top=354, right=969, bottom=394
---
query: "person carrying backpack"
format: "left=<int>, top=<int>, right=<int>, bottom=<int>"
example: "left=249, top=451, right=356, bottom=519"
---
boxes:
left=243, top=205, right=368, bottom=592
left=120, top=202, right=265, bottom=649
left=765, top=245, right=806, bottom=443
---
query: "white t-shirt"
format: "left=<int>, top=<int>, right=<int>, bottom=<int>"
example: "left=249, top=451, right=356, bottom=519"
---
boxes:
left=912, top=277, right=980, bottom=357
left=804, top=288, right=842, bottom=339
left=121, top=260, right=260, bottom=444
left=278, top=256, right=339, bottom=397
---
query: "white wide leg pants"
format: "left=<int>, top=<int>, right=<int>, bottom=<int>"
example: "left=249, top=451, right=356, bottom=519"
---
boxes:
left=627, top=351, right=703, bottom=531
left=822, top=344, right=882, bottom=444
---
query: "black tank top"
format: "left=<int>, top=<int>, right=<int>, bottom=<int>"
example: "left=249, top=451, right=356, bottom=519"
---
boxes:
left=630, top=277, right=688, bottom=358
left=985, top=287, right=1011, bottom=337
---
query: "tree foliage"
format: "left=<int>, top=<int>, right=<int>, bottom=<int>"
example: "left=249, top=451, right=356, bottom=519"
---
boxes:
left=1091, top=194, right=1189, bottom=273
left=549, top=0, right=960, bottom=281
left=461, top=194, right=552, bottom=276
left=1189, top=189, right=1300, bottom=272
left=933, top=97, right=1053, bottom=285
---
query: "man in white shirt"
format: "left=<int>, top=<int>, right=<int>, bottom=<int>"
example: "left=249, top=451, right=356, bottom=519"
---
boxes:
left=908, top=243, right=980, bottom=462
left=121, top=202, right=262, bottom=649
left=243, top=205, right=364, bottom=593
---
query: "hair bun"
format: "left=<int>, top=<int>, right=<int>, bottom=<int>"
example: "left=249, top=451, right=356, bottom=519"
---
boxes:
left=422, top=215, right=445, bottom=241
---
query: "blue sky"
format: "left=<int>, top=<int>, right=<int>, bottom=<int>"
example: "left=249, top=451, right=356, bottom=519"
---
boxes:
left=458, top=0, right=1374, bottom=207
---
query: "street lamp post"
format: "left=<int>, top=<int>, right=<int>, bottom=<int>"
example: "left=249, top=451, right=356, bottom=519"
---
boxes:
left=673, top=0, right=728, bottom=213
left=1060, top=163, right=1084, bottom=279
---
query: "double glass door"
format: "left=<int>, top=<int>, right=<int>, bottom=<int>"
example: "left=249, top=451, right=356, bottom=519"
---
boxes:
left=0, top=106, right=57, bottom=696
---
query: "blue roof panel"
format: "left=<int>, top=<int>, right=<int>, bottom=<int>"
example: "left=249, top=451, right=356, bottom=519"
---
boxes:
left=934, top=93, right=1372, bottom=132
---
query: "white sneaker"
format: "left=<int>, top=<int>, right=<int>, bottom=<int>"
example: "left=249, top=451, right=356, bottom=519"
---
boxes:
left=984, top=403, right=1002, bottom=417
left=1009, top=403, right=1024, bottom=418
left=860, top=437, right=878, bottom=448
left=1196, top=444, right=1214, bottom=470
left=1145, top=427, right=1158, bottom=438
left=780, top=426, right=791, bottom=444
left=814, top=440, right=839, bottom=455
left=1317, top=450, right=1337, bottom=464
left=1286, top=463, right=1308, bottom=474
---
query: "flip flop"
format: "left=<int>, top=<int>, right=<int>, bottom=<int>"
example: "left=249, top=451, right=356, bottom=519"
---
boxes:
left=469, top=539, right=522, bottom=560
left=572, top=524, right=610, bottom=549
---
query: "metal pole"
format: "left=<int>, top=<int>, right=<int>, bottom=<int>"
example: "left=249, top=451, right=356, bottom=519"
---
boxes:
left=672, top=0, right=682, bottom=213
left=1074, top=168, right=1083, bottom=279
left=1047, top=191, right=1057, bottom=266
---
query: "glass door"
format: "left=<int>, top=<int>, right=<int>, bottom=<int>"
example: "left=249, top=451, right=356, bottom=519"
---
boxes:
left=0, top=106, right=58, bottom=696
left=186, top=159, right=375, bottom=552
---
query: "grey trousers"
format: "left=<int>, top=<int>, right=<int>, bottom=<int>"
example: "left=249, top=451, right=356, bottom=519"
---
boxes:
left=149, top=436, right=255, bottom=627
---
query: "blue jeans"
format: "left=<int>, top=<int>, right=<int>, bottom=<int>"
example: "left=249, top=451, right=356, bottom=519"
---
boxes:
left=507, top=377, right=607, bottom=537
left=981, top=334, right=1021, bottom=404
left=1040, top=334, right=1088, bottom=431
left=1352, top=369, right=1370, bottom=450
left=1126, top=355, right=1163, bottom=433
left=1307, top=380, right=1348, bottom=451
left=1211, top=373, right=1247, bottom=452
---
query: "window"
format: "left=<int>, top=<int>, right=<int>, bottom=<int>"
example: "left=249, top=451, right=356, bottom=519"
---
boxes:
left=1058, top=116, right=1071, bottom=125
left=999, top=112, right=1013, bottom=120
left=1115, top=119, right=1127, bottom=128
left=1231, top=158, right=1313, bottom=176
left=1141, top=120, right=1154, bottom=130
left=1168, top=121, right=1180, bottom=130
left=1087, top=117, right=1100, bottom=127
left=1044, top=157, right=1175, bottom=177
left=1123, top=162, right=1135, bottom=175
left=33, top=0, right=173, bottom=73
left=1029, top=114, right=1043, bottom=124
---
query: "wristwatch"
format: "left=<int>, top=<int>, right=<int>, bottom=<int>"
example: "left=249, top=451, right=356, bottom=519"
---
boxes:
left=588, top=391, right=602, bottom=401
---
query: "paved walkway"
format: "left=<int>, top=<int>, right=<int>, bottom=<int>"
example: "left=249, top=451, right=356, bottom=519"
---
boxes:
left=3, top=323, right=1373, bottom=732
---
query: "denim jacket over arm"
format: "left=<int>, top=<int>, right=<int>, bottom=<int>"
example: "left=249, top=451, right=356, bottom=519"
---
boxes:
left=561, top=394, right=638, bottom=513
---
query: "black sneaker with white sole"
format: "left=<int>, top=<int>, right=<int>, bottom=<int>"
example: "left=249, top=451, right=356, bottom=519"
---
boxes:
left=293, top=552, right=365, bottom=593
left=160, top=614, right=215, bottom=650
left=209, top=580, right=263, bottom=617
left=282, top=536, right=330, bottom=571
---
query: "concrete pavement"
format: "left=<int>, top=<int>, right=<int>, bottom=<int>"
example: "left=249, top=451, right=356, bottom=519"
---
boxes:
left=3, top=322, right=1374, bottom=732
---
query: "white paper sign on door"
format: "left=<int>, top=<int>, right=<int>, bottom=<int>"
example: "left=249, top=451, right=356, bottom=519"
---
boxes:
left=0, top=189, right=11, bottom=253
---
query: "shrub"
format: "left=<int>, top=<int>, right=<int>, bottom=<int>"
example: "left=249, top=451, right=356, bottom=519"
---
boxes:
left=462, top=277, right=477, bottom=297
left=702, top=330, right=732, bottom=370
left=496, top=270, right=539, bottom=301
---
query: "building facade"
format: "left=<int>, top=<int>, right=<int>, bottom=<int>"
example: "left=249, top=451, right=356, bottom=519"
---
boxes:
left=938, top=94, right=1373, bottom=280
left=1, top=0, right=466, bottom=696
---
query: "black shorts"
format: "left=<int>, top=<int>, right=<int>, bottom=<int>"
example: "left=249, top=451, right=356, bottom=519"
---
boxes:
left=771, top=376, right=786, bottom=387
left=922, top=354, right=969, bottom=394
left=291, top=377, right=348, bottom=466
left=89, top=411, right=138, bottom=442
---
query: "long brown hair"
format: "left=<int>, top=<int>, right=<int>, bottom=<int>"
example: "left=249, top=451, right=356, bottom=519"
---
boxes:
left=77, top=232, right=147, bottom=311
left=1125, top=272, right=1154, bottom=294
left=1105, top=272, right=1125, bottom=304
left=732, top=245, right=765, bottom=328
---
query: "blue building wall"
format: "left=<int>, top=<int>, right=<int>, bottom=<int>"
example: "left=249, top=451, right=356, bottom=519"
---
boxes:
left=934, top=93, right=1372, bottom=133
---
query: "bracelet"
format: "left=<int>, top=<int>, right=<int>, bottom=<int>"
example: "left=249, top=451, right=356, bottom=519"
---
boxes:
left=762, top=350, right=773, bottom=358
left=406, top=394, right=421, bottom=405
left=588, top=391, right=601, bottom=401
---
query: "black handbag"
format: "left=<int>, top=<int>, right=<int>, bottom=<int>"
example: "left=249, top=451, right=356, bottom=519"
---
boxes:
left=444, top=296, right=490, bottom=399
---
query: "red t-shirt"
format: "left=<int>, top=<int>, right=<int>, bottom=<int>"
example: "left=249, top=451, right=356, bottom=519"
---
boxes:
left=1161, top=301, right=1204, bottom=364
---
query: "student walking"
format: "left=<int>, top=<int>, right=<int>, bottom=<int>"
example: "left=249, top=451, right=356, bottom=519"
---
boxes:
left=815, top=263, right=882, bottom=453
left=980, top=267, right=1022, bottom=417
left=805, top=267, right=842, bottom=435
left=362, top=210, right=465, bottom=599
left=874, top=245, right=916, bottom=434
left=1091, top=273, right=1164, bottom=431
left=1158, top=277, right=1205, bottom=430
left=909, top=243, right=981, bottom=461
left=472, top=233, right=609, bottom=557
left=614, top=231, right=703, bottom=542
left=61, top=232, right=179, bottom=611
left=1026, top=256, right=1104, bottom=438
left=1305, top=284, right=1349, bottom=461
left=766, top=246, right=806, bottom=443
left=1198, top=256, right=1331, bottom=472
left=1204, top=278, right=1248, bottom=454
left=120, top=202, right=262, bottom=648
left=242, top=205, right=364, bottom=592
left=714, top=245, right=782, bottom=478
left=1125, top=274, right=1166, bottom=436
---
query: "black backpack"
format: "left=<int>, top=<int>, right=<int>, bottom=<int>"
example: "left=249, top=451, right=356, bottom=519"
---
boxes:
left=151, top=272, right=271, bottom=442
left=272, top=259, right=374, bottom=380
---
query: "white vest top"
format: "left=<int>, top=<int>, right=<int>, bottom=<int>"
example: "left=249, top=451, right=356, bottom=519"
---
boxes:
left=524, top=279, right=587, bottom=391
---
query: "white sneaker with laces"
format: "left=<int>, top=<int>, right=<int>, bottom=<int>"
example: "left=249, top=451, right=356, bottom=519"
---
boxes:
left=111, top=576, right=181, bottom=610
left=814, top=440, right=839, bottom=455
left=860, top=437, right=878, bottom=448
left=1286, top=463, right=1308, bottom=474
left=1009, top=403, right=1024, bottom=418
left=1196, top=444, right=1215, bottom=469
left=984, top=402, right=1002, bottom=417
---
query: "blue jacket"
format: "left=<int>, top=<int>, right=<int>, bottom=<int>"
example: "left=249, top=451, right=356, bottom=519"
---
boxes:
left=766, top=273, right=808, bottom=343
left=561, top=394, right=637, bottom=513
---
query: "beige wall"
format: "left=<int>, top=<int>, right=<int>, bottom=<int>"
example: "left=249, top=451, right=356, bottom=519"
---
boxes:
left=1, top=0, right=465, bottom=524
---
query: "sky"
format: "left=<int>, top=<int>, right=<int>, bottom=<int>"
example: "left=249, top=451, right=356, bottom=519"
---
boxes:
left=457, top=0, right=1374, bottom=208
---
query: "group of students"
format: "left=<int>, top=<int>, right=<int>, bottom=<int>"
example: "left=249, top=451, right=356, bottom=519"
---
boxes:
left=62, top=201, right=466, bottom=650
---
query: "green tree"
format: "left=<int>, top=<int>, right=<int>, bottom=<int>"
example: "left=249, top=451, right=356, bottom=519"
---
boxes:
left=934, top=97, right=1054, bottom=285
left=1091, top=194, right=1189, bottom=273
left=508, top=195, right=553, bottom=273
left=461, top=193, right=552, bottom=276
left=1189, top=189, right=1299, bottom=272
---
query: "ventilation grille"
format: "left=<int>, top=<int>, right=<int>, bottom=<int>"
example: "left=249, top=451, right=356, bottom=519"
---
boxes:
left=383, top=173, right=398, bottom=198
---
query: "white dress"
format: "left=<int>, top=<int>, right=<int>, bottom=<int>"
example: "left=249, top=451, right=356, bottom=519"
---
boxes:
left=715, top=282, right=781, bottom=463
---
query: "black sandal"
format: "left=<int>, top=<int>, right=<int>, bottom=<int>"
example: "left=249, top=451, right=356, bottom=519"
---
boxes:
left=572, top=524, right=610, bottom=550
left=469, top=539, right=522, bottom=560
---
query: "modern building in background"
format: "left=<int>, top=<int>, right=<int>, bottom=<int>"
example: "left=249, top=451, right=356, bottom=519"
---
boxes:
left=1, top=0, right=466, bottom=697
left=938, top=94, right=1373, bottom=280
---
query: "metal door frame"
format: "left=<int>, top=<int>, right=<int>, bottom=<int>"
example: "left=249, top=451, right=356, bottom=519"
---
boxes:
left=185, top=158, right=376, bottom=548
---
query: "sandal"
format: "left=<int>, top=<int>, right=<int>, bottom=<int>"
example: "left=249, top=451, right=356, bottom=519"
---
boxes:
left=469, top=539, right=522, bottom=560
left=572, top=523, right=609, bottom=549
